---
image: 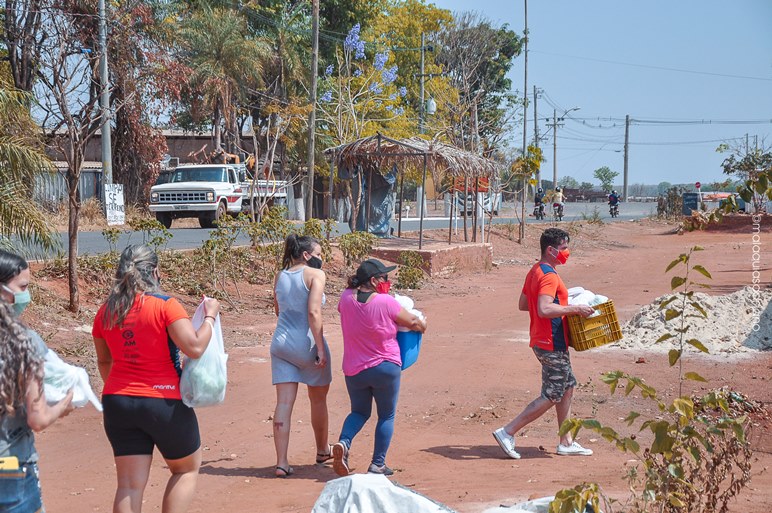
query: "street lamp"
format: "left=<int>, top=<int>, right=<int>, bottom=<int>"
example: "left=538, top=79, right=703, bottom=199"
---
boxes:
left=414, top=32, right=443, bottom=249
left=418, top=33, right=436, bottom=135
left=551, top=106, right=580, bottom=188
left=425, top=97, right=437, bottom=116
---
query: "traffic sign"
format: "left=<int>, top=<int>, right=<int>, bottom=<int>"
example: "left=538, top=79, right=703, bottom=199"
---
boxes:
left=104, top=184, right=125, bottom=226
left=695, top=181, right=701, bottom=189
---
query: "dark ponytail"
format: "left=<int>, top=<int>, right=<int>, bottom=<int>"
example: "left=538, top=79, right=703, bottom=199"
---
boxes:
left=281, top=234, right=319, bottom=270
left=346, top=275, right=360, bottom=289
left=0, top=250, right=29, bottom=285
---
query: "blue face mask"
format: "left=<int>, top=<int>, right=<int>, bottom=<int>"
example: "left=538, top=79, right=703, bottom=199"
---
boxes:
left=2, top=285, right=31, bottom=315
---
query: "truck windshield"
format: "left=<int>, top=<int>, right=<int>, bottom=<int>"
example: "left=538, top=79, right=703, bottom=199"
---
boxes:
left=155, top=171, right=172, bottom=185
left=169, top=167, right=227, bottom=183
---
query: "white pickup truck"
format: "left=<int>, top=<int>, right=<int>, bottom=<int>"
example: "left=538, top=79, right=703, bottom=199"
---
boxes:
left=149, top=163, right=288, bottom=228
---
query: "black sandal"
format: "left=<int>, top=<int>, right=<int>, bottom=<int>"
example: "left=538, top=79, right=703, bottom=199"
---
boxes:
left=316, top=444, right=333, bottom=464
left=275, top=465, right=294, bottom=478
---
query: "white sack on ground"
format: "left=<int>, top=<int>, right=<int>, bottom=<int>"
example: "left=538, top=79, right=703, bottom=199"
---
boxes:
left=482, top=496, right=598, bottom=513
left=311, top=474, right=446, bottom=513
left=44, top=349, right=102, bottom=411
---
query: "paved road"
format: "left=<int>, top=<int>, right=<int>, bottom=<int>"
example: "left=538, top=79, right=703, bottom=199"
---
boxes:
left=42, top=201, right=654, bottom=257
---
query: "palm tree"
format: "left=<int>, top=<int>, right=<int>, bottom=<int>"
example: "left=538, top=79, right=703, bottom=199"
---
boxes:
left=180, top=7, right=265, bottom=152
left=0, top=79, right=58, bottom=251
left=247, top=3, right=312, bottom=181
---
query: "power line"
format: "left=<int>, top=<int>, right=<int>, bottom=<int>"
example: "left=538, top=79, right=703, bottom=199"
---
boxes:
left=531, top=49, right=772, bottom=82
left=632, top=118, right=772, bottom=126
left=563, top=117, right=772, bottom=129
left=558, top=135, right=746, bottom=146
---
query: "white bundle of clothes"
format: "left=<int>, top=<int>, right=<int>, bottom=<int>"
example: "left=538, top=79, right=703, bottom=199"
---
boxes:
left=392, top=293, right=425, bottom=331
left=567, top=287, right=609, bottom=318
left=44, top=349, right=103, bottom=411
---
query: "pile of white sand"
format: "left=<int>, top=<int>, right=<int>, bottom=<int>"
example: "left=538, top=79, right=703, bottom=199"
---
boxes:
left=616, top=287, right=772, bottom=354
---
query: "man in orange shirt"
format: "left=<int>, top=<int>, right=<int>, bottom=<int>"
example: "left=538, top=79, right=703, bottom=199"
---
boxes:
left=493, top=228, right=596, bottom=459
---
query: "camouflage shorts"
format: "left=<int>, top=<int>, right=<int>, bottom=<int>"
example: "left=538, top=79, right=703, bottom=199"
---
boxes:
left=532, top=347, right=577, bottom=402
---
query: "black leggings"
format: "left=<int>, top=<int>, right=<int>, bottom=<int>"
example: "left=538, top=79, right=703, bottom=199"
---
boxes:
left=103, top=395, right=200, bottom=460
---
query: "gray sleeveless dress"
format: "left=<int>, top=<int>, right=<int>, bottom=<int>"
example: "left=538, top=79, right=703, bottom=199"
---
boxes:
left=270, top=268, right=332, bottom=386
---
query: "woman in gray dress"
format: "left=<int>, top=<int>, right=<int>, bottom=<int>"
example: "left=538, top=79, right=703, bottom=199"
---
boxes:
left=270, top=235, right=332, bottom=477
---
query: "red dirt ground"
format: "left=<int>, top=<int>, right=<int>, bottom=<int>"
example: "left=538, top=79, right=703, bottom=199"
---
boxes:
left=27, top=219, right=771, bottom=513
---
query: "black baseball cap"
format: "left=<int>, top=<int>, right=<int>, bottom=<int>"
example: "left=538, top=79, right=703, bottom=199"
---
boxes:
left=355, top=259, right=397, bottom=284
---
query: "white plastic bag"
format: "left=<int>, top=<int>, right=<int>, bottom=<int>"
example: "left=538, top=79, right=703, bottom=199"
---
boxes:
left=44, top=349, right=102, bottom=412
left=568, top=288, right=610, bottom=318
left=393, top=293, right=425, bottom=332
left=180, top=299, right=227, bottom=408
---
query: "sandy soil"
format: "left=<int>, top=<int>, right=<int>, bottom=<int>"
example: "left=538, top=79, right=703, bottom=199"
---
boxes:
left=27, top=218, right=771, bottom=513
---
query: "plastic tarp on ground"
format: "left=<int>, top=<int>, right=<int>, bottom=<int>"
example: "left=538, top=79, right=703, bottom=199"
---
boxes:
left=483, top=496, right=598, bottom=513
left=343, top=165, right=397, bottom=237
left=312, top=474, right=452, bottom=513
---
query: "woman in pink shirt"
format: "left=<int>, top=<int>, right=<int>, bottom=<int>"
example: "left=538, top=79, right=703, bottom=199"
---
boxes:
left=331, top=259, right=426, bottom=476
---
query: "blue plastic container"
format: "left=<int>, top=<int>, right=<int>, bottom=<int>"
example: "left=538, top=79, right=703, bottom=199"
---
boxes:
left=396, top=331, right=423, bottom=370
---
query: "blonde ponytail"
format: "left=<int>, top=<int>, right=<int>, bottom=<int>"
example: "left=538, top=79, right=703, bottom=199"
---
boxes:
left=103, top=245, right=160, bottom=329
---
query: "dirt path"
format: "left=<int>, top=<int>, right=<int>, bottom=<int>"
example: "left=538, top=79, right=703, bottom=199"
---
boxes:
left=32, top=219, right=771, bottom=512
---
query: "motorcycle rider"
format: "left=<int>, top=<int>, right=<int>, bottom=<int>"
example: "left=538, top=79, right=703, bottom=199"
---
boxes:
left=534, top=187, right=545, bottom=218
left=608, top=190, right=620, bottom=215
left=553, top=187, right=565, bottom=217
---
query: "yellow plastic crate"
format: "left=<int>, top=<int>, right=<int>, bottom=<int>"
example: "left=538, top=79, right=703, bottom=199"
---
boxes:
left=567, top=300, right=623, bottom=351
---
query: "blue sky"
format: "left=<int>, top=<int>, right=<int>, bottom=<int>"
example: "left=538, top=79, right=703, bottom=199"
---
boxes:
left=430, top=0, right=772, bottom=188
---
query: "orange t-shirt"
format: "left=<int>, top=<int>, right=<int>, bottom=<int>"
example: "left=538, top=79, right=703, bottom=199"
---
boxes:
left=522, top=263, right=569, bottom=352
left=92, top=293, right=189, bottom=399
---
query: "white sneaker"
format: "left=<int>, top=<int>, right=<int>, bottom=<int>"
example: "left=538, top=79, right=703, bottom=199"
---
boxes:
left=557, top=441, right=593, bottom=456
left=492, top=428, right=521, bottom=459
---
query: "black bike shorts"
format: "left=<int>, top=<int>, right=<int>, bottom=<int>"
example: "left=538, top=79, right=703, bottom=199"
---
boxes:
left=103, top=394, right=200, bottom=460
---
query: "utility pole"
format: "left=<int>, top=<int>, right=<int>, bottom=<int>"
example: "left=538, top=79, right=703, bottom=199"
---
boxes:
left=519, top=0, right=528, bottom=242
left=623, top=114, right=630, bottom=201
left=305, top=0, right=319, bottom=220
left=98, top=0, right=112, bottom=186
left=552, top=109, right=558, bottom=187
left=545, top=107, right=578, bottom=189
left=533, top=85, right=540, bottom=187
left=419, top=32, right=426, bottom=134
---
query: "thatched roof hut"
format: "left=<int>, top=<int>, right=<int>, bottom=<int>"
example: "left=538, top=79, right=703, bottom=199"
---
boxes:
left=324, top=133, right=499, bottom=185
left=323, top=133, right=501, bottom=248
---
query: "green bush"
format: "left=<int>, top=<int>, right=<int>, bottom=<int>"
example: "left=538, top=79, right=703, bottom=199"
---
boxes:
left=396, top=250, right=425, bottom=290
left=338, top=231, right=377, bottom=266
left=127, top=217, right=172, bottom=252
left=580, top=206, right=603, bottom=225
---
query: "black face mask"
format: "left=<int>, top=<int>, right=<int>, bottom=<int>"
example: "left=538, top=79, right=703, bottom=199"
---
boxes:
left=307, top=256, right=323, bottom=269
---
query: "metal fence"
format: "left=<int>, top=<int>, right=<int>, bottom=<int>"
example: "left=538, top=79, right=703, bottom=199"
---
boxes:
left=33, top=168, right=103, bottom=206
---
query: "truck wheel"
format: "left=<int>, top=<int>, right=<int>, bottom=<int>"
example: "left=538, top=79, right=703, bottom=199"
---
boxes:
left=198, top=215, right=215, bottom=229
left=155, top=212, right=172, bottom=229
left=200, top=200, right=227, bottom=228
left=214, top=200, right=227, bottom=225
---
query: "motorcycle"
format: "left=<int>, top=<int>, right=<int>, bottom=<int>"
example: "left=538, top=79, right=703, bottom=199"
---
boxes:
left=533, top=203, right=545, bottom=220
left=609, top=203, right=619, bottom=218
left=553, top=202, right=564, bottom=221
